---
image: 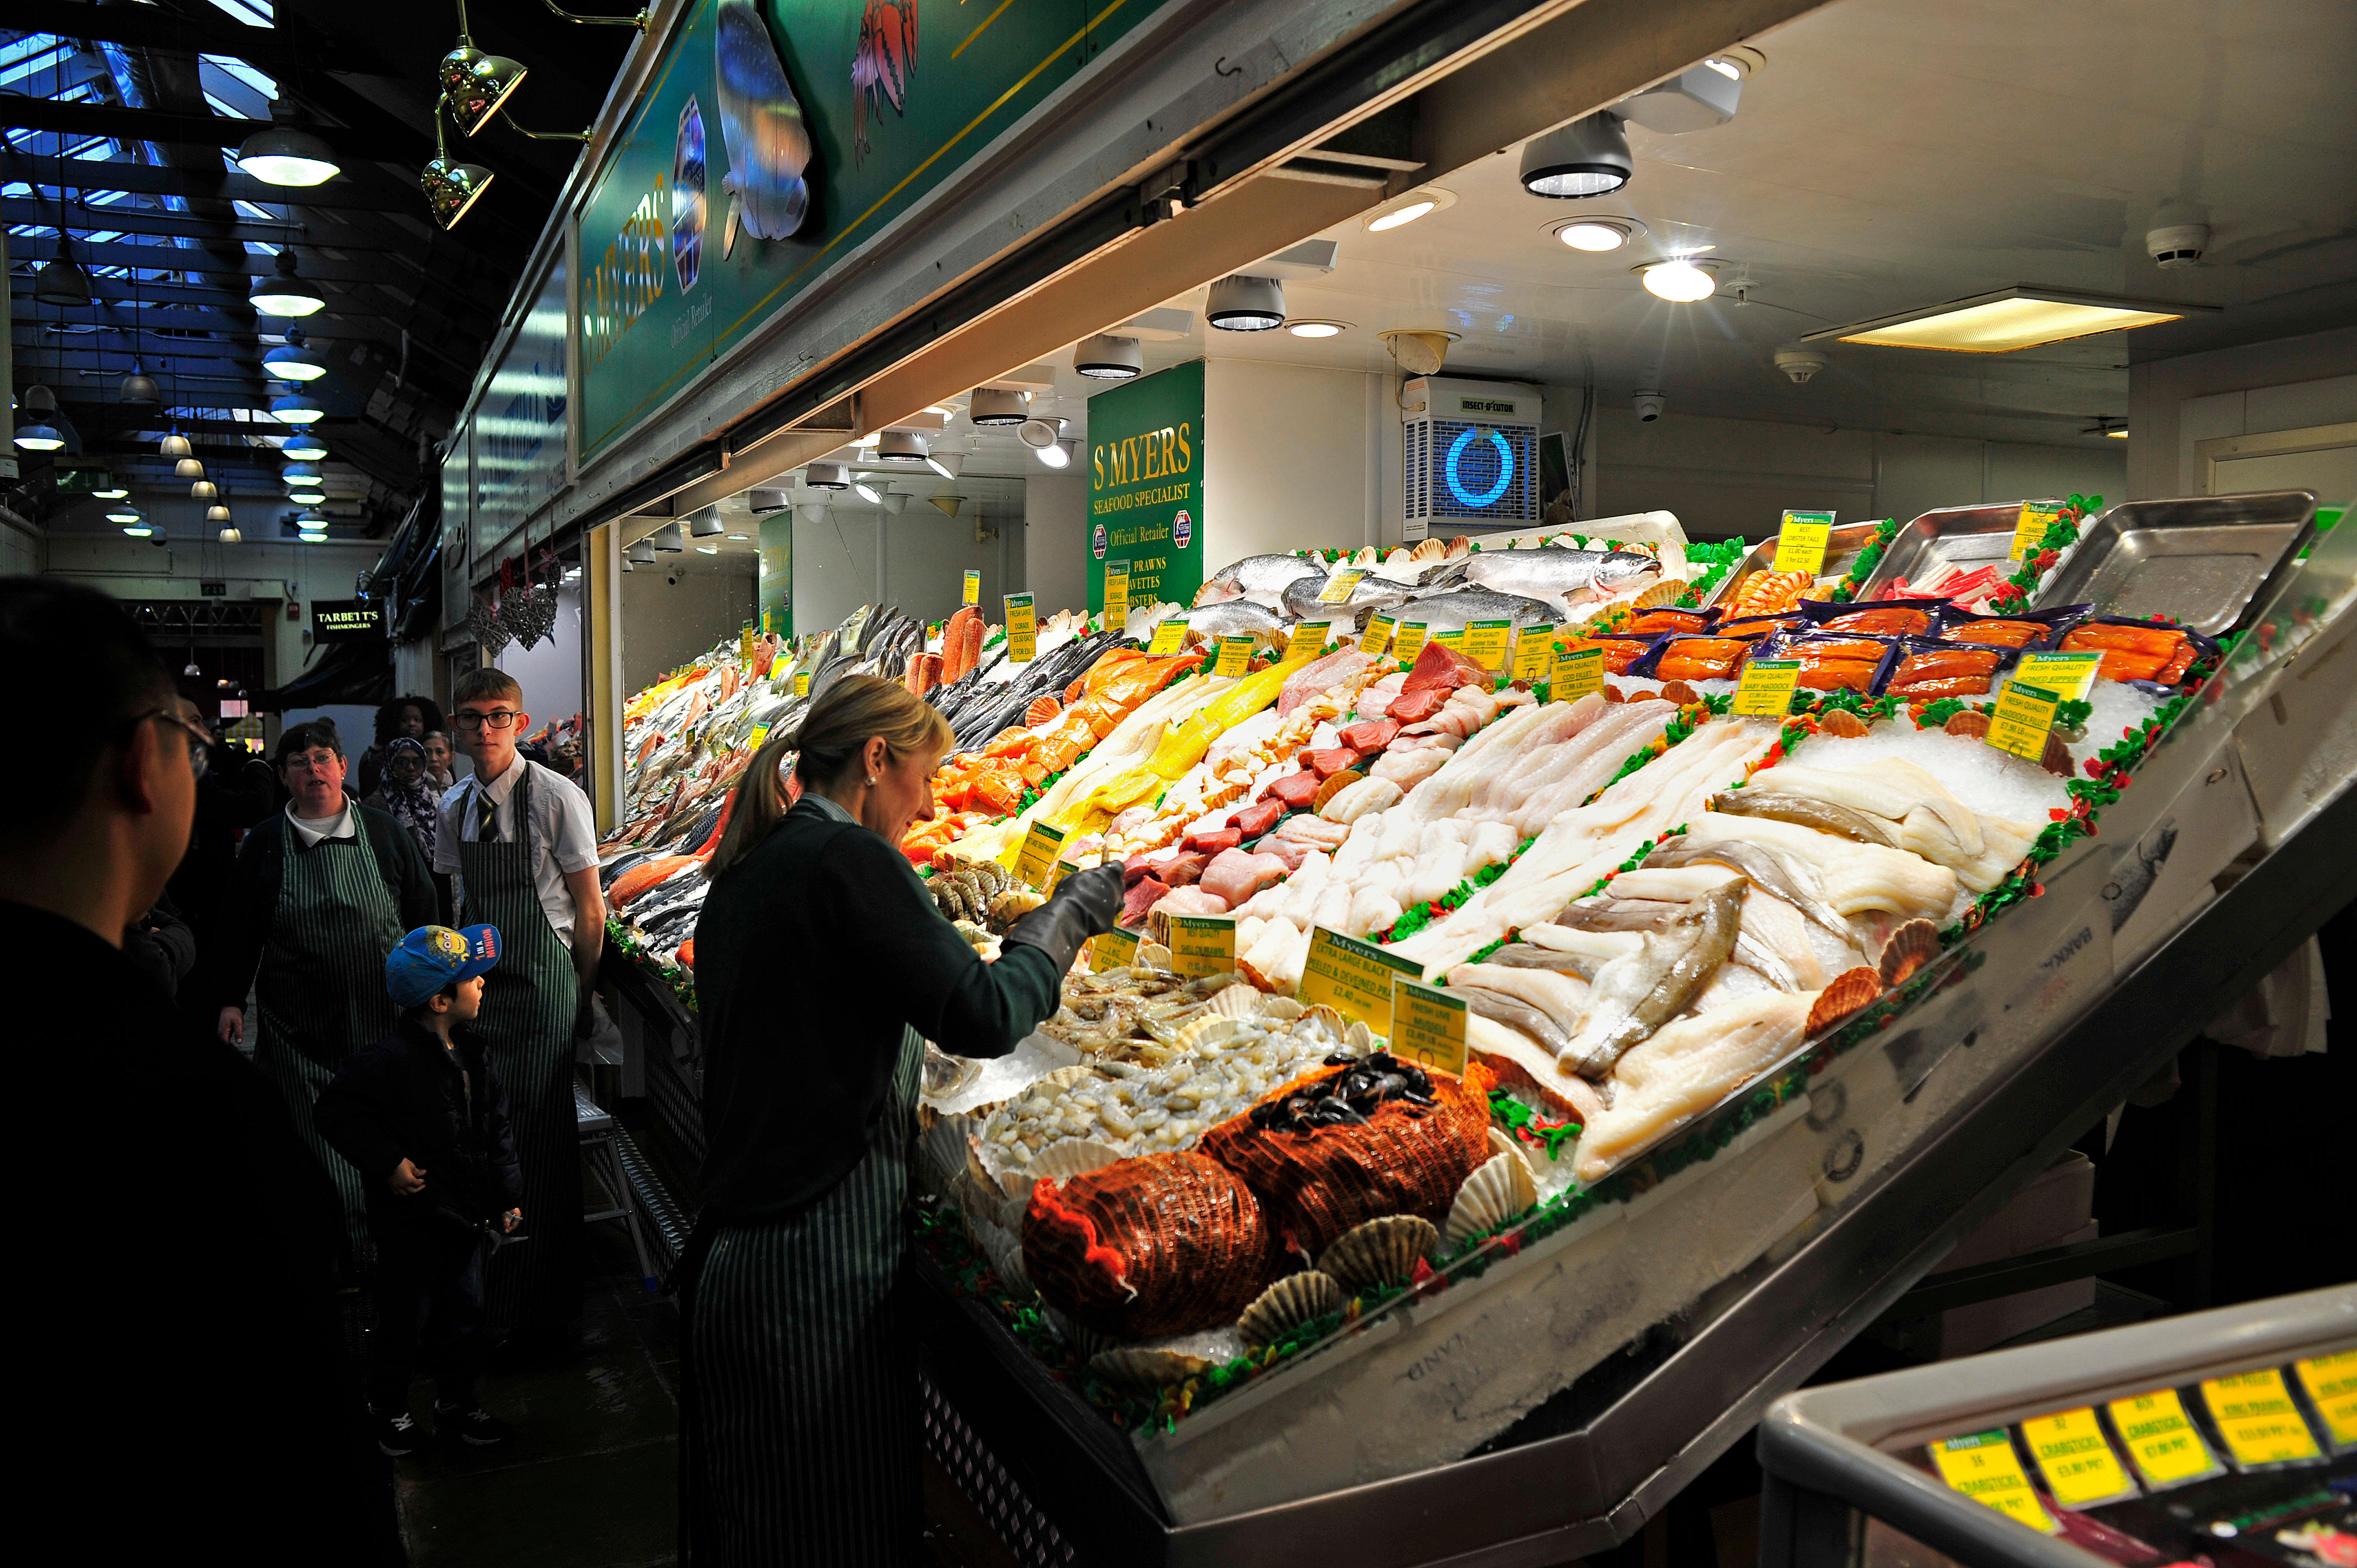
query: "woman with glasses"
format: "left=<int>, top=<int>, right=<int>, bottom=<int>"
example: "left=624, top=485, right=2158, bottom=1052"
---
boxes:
left=215, top=720, right=440, bottom=1263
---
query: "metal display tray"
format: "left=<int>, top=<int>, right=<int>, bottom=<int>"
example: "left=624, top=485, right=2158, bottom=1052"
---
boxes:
left=1704, top=522, right=1887, bottom=610
left=1856, top=503, right=2041, bottom=601
left=2032, top=491, right=2318, bottom=636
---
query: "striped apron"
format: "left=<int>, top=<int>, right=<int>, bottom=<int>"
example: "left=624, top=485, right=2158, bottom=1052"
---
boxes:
left=254, top=809, right=404, bottom=1260
left=682, top=1028, right=924, bottom=1567
left=459, top=763, right=585, bottom=1333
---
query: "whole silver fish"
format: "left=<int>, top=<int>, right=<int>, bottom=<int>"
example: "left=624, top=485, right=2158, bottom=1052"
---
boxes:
left=1390, top=585, right=1558, bottom=634
left=1175, top=599, right=1287, bottom=642
left=1456, top=985, right=1573, bottom=1054
left=1557, top=881, right=1746, bottom=1077
left=1643, top=839, right=1851, bottom=942
left=1279, top=571, right=1419, bottom=627
left=1197, top=554, right=1326, bottom=608
left=1431, top=548, right=1661, bottom=613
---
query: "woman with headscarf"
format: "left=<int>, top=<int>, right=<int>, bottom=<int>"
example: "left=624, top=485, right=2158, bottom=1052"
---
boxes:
left=356, top=695, right=447, bottom=800
left=367, top=736, right=454, bottom=926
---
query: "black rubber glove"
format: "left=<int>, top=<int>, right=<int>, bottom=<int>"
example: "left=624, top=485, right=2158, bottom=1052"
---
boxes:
left=1001, top=864, right=1126, bottom=976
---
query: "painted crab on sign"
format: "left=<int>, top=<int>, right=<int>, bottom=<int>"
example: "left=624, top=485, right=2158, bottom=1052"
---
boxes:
left=851, top=0, right=917, bottom=162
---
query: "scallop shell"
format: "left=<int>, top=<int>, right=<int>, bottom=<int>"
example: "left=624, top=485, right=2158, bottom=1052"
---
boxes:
left=981, top=1224, right=1031, bottom=1294
left=1877, top=919, right=1941, bottom=987
left=964, top=1136, right=1011, bottom=1204
left=1444, top=1151, right=1540, bottom=1251
left=1631, top=577, right=1688, bottom=609
left=1318, top=1214, right=1439, bottom=1294
left=1202, top=984, right=1264, bottom=1020
left=1028, top=1137, right=1125, bottom=1184
left=1025, top=695, right=1062, bottom=728
left=1311, top=770, right=1365, bottom=812
left=1656, top=680, right=1701, bottom=706
left=1408, top=537, right=1447, bottom=563
left=999, top=1193, right=1032, bottom=1234
left=1135, top=941, right=1174, bottom=972
left=2039, top=730, right=2074, bottom=778
left=1944, top=710, right=1992, bottom=740
left=921, top=1114, right=977, bottom=1194
left=1260, top=997, right=1306, bottom=1021
left=1044, top=1306, right=1114, bottom=1363
left=1806, top=967, right=1883, bottom=1035
left=1175, top=1015, right=1254, bottom=1051
left=1089, top=1347, right=1213, bottom=1388
left=1817, top=708, right=1870, bottom=739
left=1487, top=1125, right=1530, bottom=1168
left=1237, top=1270, right=1344, bottom=1349
left=1344, top=1019, right=1376, bottom=1055
left=1300, top=1003, right=1346, bottom=1039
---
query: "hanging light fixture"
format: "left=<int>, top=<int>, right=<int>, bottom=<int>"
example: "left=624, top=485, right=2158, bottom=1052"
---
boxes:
left=289, top=485, right=327, bottom=506
left=120, top=365, right=161, bottom=404
left=420, top=109, right=496, bottom=230
left=1206, top=275, right=1286, bottom=331
left=13, top=384, right=64, bottom=451
left=626, top=537, right=658, bottom=565
left=1520, top=112, right=1633, bottom=198
left=175, top=456, right=206, bottom=479
left=106, top=503, right=143, bottom=524
left=651, top=522, right=686, bottom=551
left=263, top=328, right=327, bottom=382
left=689, top=509, right=726, bottom=537
left=804, top=462, right=850, bottom=490
left=966, top=389, right=1028, bottom=426
left=235, top=104, right=342, bottom=187
left=159, top=431, right=193, bottom=459
left=873, top=429, right=932, bottom=465
left=270, top=382, right=327, bottom=424
left=280, top=432, right=328, bottom=462
left=95, top=483, right=129, bottom=499
left=33, top=238, right=92, bottom=307
left=1074, top=335, right=1143, bottom=380
left=438, top=24, right=530, bottom=137
left=121, top=516, right=153, bottom=538
left=250, top=250, right=326, bottom=318
left=191, top=479, right=219, bottom=500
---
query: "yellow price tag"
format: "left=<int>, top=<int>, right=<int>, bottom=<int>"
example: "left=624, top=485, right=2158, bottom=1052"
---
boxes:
left=2201, top=1369, right=2323, bottom=1468
left=1927, top=1431, right=2056, bottom=1534
left=1318, top=568, right=1368, bottom=605
left=1300, top=926, right=1421, bottom=1036
left=1286, top=621, right=1332, bottom=662
left=1393, top=622, right=1428, bottom=664
left=1090, top=926, right=1140, bottom=973
left=1147, top=619, right=1188, bottom=656
left=1390, top=977, right=1467, bottom=1074
left=1732, top=657, right=1801, bottom=718
left=1772, top=509, right=1837, bottom=576
left=1102, top=560, right=1130, bottom=629
left=1005, top=592, right=1037, bottom=664
left=1213, top=635, right=1255, bottom=679
left=2015, top=651, right=2102, bottom=703
left=1554, top=643, right=1604, bottom=700
left=1512, top=625, right=1558, bottom=683
left=1985, top=679, right=2061, bottom=761
left=749, top=725, right=770, bottom=750
left=963, top=569, right=980, bottom=606
left=1013, top=821, right=1066, bottom=890
left=792, top=670, right=811, bottom=698
left=1433, top=628, right=1467, bottom=653
left=2010, top=502, right=2066, bottom=563
left=2021, top=1408, right=2138, bottom=1508
left=1463, top=618, right=1512, bottom=671
left=2294, top=1351, right=2357, bottom=1450
left=1166, top=914, right=1237, bottom=978
left=2107, top=1389, right=2223, bottom=1489
left=1362, top=615, right=1397, bottom=657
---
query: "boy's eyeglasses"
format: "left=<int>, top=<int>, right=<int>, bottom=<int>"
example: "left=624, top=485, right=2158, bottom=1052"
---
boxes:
left=455, top=710, right=522, bottom=730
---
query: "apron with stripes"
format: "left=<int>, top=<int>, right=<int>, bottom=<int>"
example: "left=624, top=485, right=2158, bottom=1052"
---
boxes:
left=683, top=1027, right=924, bottom=1567
left=254, top=808, right=404, bottom=1260
left=459, top=762, right=584, bottom=1332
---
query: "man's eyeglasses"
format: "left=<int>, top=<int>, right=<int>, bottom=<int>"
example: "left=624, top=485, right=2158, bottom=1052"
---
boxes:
left=454, top=709, right=522, bottom=730
left=133, top=708, right=212, bottom=780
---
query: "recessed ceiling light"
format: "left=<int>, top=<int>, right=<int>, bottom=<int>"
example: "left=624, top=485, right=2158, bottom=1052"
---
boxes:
left=1285, top=321, right=1348, bottom=338
left=696, top=544, right=719, bottom=554
left=852, top=481, right=882, bottom=503
left=1364, top=188, right=1455, bottom=232
left=2106, top=427, right=2129, bottom=438
left=725, top=533, right=749, bottom=540
left=1806, top=287, right=2214, bottom=353
left=1638, top=258, right=1717, bottom=301
left=1555, top=216, right=1646, bottom=252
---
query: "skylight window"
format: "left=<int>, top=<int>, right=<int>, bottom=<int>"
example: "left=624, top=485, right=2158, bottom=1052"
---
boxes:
left=207, top=0, right=276, bottom=27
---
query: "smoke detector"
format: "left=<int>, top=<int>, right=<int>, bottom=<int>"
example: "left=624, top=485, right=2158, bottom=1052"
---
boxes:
left=2147, top=223, right=2209, bottom=268
left=1773, top=345, right=1828, bottom=384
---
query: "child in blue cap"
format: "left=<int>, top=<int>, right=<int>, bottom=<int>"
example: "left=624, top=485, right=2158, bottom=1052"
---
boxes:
left=316, top=925, right=523, bottom=1456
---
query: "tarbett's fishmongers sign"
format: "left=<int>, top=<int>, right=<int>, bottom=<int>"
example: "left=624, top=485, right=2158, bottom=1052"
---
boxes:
left=1087, top=358, right=1203, bottom=613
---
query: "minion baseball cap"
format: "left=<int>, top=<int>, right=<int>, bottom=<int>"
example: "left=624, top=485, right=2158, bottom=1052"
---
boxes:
left=386, top=924, right=501, bottom=1007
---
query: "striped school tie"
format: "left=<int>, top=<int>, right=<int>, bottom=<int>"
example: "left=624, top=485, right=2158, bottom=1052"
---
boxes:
left=477, top=786, right=498, bottom=842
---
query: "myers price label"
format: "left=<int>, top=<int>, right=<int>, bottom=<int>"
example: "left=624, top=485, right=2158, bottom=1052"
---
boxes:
left=1986, top=680, right=2061, bottom=761
left=748, top=725, right=770, bottom=751
left=2016, top=650, right=2102, bottom=703
left=1213, top=635, right=1255, bottom=678
left=1555, top=643, right=1604, bottom=700
left=2294, top=1352, right=2357, bottom=1450
left=1286, top=621, right=1332, bottom=662
left=2010, top=501, right=2067, bottom=563
left=1772, top=509, right=1838, bottom=575
left=2022, top=1408, right=2138, bottom=1508
left=1927, top=1431, right=2055, bottom=1534
left=1464, top=618, right=1512, bottom=671
left=1005, top=593, right=1037, bottom=663
left=1389, top=977, right=1467, bottom=1074
left=1393, top=621, right=1429, bottom=664
left=792, top=670, right=811, bottom=698
left=1167, top=914, right=1237, bottom=978
left=2107, top=1389, right=2224, bottom=1489
left=1147, top=619, right=1189, bottom=656
left=1090, top=926, right=1141, bottom=973
left=1433, top=628, right=1468, bottom=652
left=1301, top=926, right=1421, bottom=1036
left=1362, top=615, right=1398, bottom=657
left=1732, top=657, right=1802, bottom=717
left=1512, top=625, right=1558, bottom=683
left=1318, top=568, right=1369, bottom=604
left=1102, top=560, right=1130, bottom=628
left=1013, top=820, right=1066, bottom=890
left=962, top=569, right=980, bottom=606
left=2200, top=1370, right=2323, bottom=1468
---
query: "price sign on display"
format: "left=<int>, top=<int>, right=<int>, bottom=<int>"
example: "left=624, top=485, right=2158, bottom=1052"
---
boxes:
left=2107, top=1390, right=2224, bottom=1489
left=748, top=725, right=770, bottom=751
left=2016, top=651, right=2102, bottom=702
left=1013, top=821, right=1066, bottom=890
left=1103, top=560, right=1130, bottom=628
left=1393, top=622, right=1429, bottom=664
left=1927, top=1431, right=2056, bottom=1534
left=1361, top=615, right=1397, bottom=657
left=1463, top=618, right=1512, bottom=671
left=1512, top=625, right=1558, bottom=683
left=1732, top=657, right=1801, bottom=717
left=2200, top=1370, right=2323, bottom=1467
left=1166, top=915, right=1236, bottom=978
left=2022, top=1409, right=2138, bottom=1508
left=1286, top=621, right=1332, bottom=662
left=1554, top=643, right=1604, bottom=701
left=1300, top=926, right=1421, bottom=1036
left=1433, top=628, right=1467, bottom=653
left=1772, top=509, right=1837, bottom=576
left=1090, top=926, right=1140, bottom=973
left=1388, top=977, right=1467, bottom=1074
left=1213, top=635, right=1255, bottom=678
left=962, top=569, right=980, bottom=606
left=1005, top=593, right=1037, bottom=663
left=1318, top=568, right=1368, bottom=604
left=2294, top=1352, right=2357, bottom=1450
left=793, top=670, right=811, bottom=698
left=1985, top=680, right=2060, bottom=761
left=1147, top=620, right=1189, bottom=656
left=2010, top=502, right=2067, bottom=563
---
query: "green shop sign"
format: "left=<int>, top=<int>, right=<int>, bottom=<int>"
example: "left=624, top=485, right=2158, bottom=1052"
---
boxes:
left=1087, top=358, right=1202, bottom=615
left=577, top=0, right=1152, bottom=459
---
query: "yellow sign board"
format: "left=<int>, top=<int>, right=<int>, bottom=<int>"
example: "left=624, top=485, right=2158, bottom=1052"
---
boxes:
left=1732, top=657, right=1801, bottom=718
left=1362, top=615, right=1397, bottom=657
left=1213, top=635, right=1255, bottom=679
left=1286, top=621, right=1332, bottom=662
left=2294, top=1351, right=2357, bottom=1450
left=1512, top=625, right=1558, bottom=684
left=2010, top=502, right=2066, bottom=563
left=1167, top=914, right=1237, bottom=978
left=1300, top=925, right=1421, bottom=1036
left=1555, top=644, right=1604, bottom=701
left=963, top=568, right=980, bottom=606
left=2200, top=1369, right=2322, bottom=1468
left=1013, top=820, right=1066, bottom=890
left=2021, top=1407, right=2137, bottom=1508
left=792, top=670, right=811, bottom=698
left=1393, top=621, right=1429, bottom=664
left=1986, top=680, right=2061, bottom=761
left=1005, top=592, right=1037, bottom=663
left=1090, top=926, right=1141, bottom=973
left=1772, top=509, right=1836, bottom=576
left=1102, top=560, right=1130, bottom=629
left=1318, top=568, right=1368, bottom=604
left=2015, top=650, right=2102, bottom=703
left=748, top=725, right=770, bottom=751
left=2107, top=1389, right=2222, bottom=1489
left=1463, top=618, right=1512, bottom=672
left=1927, top=1431, right=2055, bottom=1534
left=1390, top=976, right=1467, bottom=1074
left=1147, top=619, right=1188, bottom=656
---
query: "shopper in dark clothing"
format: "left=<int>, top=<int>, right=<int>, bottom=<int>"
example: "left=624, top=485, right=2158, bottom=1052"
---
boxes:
left=356, top=694, right=446, bottom=800
left=124, top=889, right=197, bottom=998
left=317, top=923, right=524, bottom=1454
left=0, top=577, right=392, bottom=1565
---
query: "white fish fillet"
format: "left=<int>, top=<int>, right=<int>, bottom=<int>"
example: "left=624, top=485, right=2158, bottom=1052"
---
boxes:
left=1447, top=962, right=1591, bottom=1034
left=1605, top=865, right=1742, bottom=901
left=1320, top=775, right=1401, bottom=823
left=1739, top=889, right=1822, bottom=988
left=1684, top=812, right=1960, bottom=919
left=1521, top=924, right=1644, bottom=960
left=1466, top=1013, right=1608, bottom=1123
left=1573, top=991, right=1812, bottom=1182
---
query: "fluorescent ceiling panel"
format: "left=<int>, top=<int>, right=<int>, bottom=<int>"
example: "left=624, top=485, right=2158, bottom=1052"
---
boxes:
left=1806, top=287, right=2214, bottom=354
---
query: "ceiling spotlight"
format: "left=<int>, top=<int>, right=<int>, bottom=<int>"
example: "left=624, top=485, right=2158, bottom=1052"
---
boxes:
left=1074, top=334, right=1143, bottom=379
left=175, top=457, right=207, bottom=480
left=967, top=388, right=1030, bottom=426
left=1370, top=201, right=1432, bottom=233
left=925, top=450, right=964, bottom=481
left=1365, top=187, right=1455, bottom=233
left=1556, top=216, right=1645, bottom=252
left=1207, top=274, right=1286, bottom=331
left=439, top=40, right=529, bottom=135
left=689, top=509, right=725, bottom=537
left=250, top=250, right=325, bottom=317
left=627, top=538, right=657, bottom=564
left=271, top=385, right=327, bottom=424
left=1285, top=321, right=1347, bottom=338
left=852, top=479, right=882, bottom=504
left=280, top=433, right=328, bottom=461
left=191, top=480, right=219, bottom=500
left=749, top=487, right=791, bottom=513
left=159, top=432, right=193, bottom=459
left=651, top=522, right=686, bottom=551
left=1035, top=439, right=1077, bottom=471
left=879, top=492, right=912, bottom=516
left=1520, top=112, right=1633, bottom=198
left=1017, top=416, right=1068, bottom=451
left=421, top=144, right=495, bottom=230
left=264, top=329, right=327, bottom=381
left=1807, top=287, right=2212, bottom=354
left=235, top=106, right=342, bottom=187
left=1620, top=62, right=1743, bottom=135
left=1639, top=257, right=1718, bottom=302
left=119, top=367, right=161, bottom=404
left=805, top=462, right=850, bottom=489
left=874, top=429, right=932, bottom=463
left=33, top=240, right=92, bottom=307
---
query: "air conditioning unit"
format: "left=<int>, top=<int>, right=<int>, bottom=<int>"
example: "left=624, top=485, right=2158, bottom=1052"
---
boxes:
left=1401, top=376, right=1542, bottom=540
